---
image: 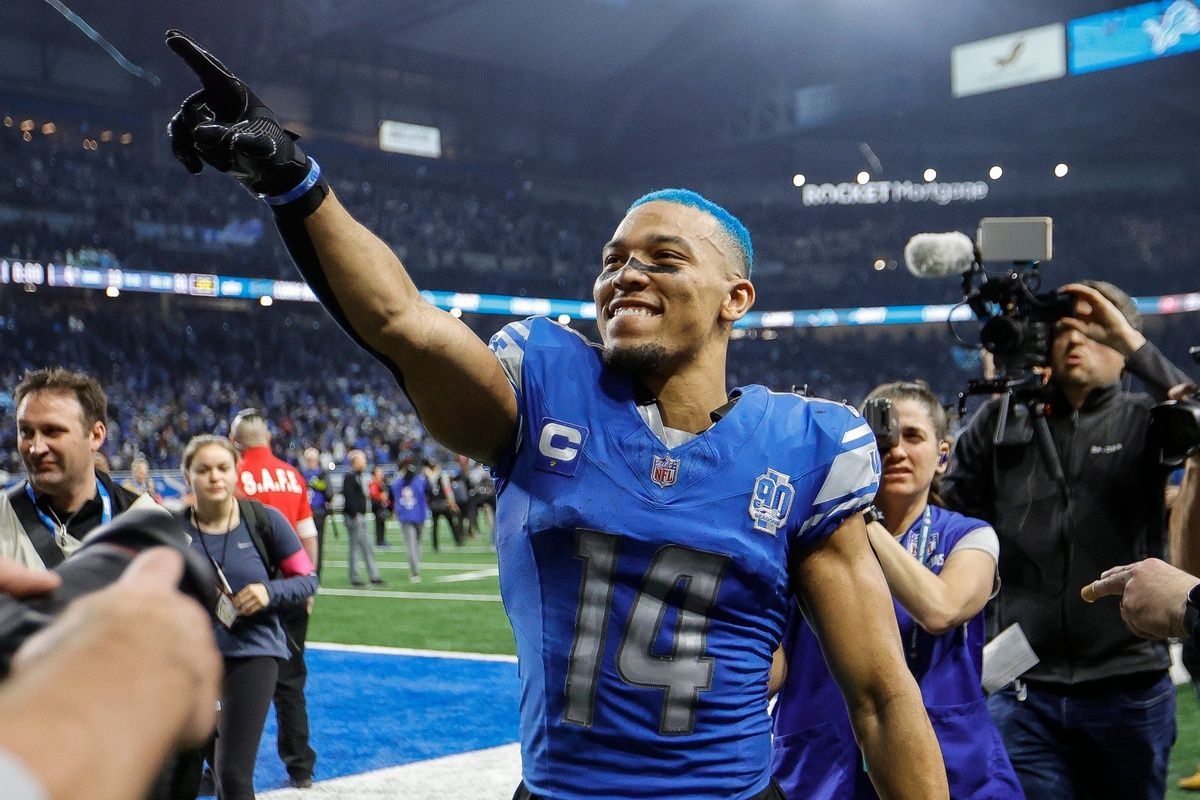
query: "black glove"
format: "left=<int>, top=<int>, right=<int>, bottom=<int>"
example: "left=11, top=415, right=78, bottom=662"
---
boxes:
left=165, top=29, right=311, bottom=198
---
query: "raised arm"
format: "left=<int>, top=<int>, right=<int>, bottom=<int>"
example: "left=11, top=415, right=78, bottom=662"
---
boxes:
left=791, top=515, right=948, bottom=799
left=866, top=520, right=996, bottom=635
left=164, top=30, right=516, bottom=465
left=292, top=195, right=517, bottom=462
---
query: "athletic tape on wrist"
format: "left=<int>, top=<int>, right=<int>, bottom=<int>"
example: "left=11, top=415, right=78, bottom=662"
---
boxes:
left=263, top=158, right=322, bottom=206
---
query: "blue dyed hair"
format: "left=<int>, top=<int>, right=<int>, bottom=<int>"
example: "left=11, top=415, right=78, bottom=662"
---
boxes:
left=626, top=188, right=754, bottom=277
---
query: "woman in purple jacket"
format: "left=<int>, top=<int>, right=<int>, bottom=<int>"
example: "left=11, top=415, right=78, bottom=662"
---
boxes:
left=770, top=381, right=1022, bottom=799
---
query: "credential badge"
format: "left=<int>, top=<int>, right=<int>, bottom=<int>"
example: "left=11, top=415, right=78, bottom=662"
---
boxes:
left=749, top=468, right=795, bottom=535
left=651, top=454, right=680, bottom=488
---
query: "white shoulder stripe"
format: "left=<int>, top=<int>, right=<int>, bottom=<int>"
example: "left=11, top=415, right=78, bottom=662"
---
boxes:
left=842, top=424, right=872, bottom=444
left=796, top=495, right=873, bottom=538
left=490, top=332, right=524, bottom=394
left=510, top=320, right=531, bottom=339
left=813, top=443, right=878, bottom=505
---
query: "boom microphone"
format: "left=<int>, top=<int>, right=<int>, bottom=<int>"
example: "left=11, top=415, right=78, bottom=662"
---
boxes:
left=903, top=232, right=976, bottom=278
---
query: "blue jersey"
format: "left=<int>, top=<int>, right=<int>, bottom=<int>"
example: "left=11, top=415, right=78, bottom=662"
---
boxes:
left=489, top=317, right=879, bottom=800
left=771, top=504, right=1022, bottom=800
left=301, top=466, right=330, bottom=512
left=390, top=473, right=429, bottom=524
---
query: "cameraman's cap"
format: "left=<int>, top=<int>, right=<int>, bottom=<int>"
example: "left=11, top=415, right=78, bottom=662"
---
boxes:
left=1081, top=280, right=1141, bottom=331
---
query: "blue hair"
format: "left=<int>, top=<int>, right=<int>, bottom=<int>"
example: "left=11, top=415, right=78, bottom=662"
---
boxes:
left=627, top=188, right=754, bottom=277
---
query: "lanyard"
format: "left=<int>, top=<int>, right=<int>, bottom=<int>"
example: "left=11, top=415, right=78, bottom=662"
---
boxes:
left=192, top=504, right=237, bottom=596
left=25, top=478, right=112, bottom=546
left=904, top=505, right=934, bottom=659
left=193, top=504, right=236, bottom=569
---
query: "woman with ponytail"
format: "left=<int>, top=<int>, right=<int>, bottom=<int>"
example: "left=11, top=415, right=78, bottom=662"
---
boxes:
left=770, top=381, right=1022, bottom=799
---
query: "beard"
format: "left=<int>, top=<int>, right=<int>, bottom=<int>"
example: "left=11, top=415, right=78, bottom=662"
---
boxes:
left=602, top=342, right=671, bottom=376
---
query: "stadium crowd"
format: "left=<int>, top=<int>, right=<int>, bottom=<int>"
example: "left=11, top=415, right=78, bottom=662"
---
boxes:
left=4, top=122, right=1200, bottom=310
left=2, top=290, right=1197, bottom=481
left=3, top=92, right=1200, bottom=800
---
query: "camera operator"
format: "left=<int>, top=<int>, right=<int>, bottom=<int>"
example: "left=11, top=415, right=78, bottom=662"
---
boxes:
left=0, top=549, right=222, bottom=800
left=943, top=280, right=1190, bottom=799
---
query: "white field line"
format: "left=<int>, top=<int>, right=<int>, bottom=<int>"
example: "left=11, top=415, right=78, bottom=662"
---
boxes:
left=306, top=641, right=516, bottom=663
left=320, top=539, right=496, bottom=556
left=318, top=587, right=502, bottom=602
left=322, top=560, right=495, bottom=571
left=433, top=567, right=501, bottom=584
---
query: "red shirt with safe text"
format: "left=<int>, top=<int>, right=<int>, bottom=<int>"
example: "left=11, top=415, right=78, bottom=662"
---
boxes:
left=236, top=445, right=314, bottom=531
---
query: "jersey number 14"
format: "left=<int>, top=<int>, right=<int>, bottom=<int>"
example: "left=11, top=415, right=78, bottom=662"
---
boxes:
left=563, top=529, right=730, bottom=736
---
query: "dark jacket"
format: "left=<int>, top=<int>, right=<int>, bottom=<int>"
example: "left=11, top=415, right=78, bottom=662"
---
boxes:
left=943, top=342, right=1189, bottom=687
left=342, top=469, right=368, bottom=516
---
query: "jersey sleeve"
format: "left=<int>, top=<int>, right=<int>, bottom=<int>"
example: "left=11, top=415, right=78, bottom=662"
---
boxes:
left=488, top=319, right=531, bottom=407
left=787, top=403, right=880, bottom=548
left=488, top=318, right=536, bottom=465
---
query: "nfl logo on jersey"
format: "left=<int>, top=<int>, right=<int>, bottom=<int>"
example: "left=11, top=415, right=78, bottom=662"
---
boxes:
left=650, top=454, right=679, bottom=488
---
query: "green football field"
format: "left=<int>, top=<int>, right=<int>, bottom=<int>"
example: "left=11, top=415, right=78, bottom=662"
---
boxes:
left=310, top=513, right=1200, bottom=798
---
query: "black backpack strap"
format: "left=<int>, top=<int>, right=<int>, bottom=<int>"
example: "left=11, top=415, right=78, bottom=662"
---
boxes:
left=6, top=482, right=65, bottom=568
left=237, top=499, right=280, bottom=579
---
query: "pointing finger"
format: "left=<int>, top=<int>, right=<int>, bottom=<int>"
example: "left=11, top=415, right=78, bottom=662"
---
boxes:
left=165, top=30, right=247, bottom=120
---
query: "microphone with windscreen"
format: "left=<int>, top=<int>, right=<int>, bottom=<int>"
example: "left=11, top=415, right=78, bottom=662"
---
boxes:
left=903, top=232, right=977, bottom=278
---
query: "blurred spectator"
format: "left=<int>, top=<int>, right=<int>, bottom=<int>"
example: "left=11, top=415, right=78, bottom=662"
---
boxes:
left=389, top=458, right=428, bottom=583
left=424, top=458, right=461, bottom=550
left=120, top=455, right=157, bottom=499
left=342, top=450, right=382, bottom=587
left=299, top=447, right=335, bottom=577
left=369, top=465, right=391, bottom=547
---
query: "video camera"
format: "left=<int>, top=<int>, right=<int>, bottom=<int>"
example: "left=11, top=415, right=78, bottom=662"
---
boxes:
left=863, top=396, right=900, bottom=453
left=1148, top=346, right=1200, bottom=466
left=0, top=507, right=216, bottom=678
left=905, top=217, right=1074, bottom=397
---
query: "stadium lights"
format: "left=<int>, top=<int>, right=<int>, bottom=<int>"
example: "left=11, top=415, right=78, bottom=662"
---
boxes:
left=449, top=307, right=463, bottom=318
left=259, top=295, right=273, bottom=307
left=100, top=130, right=113, bottom=142
left=19, top=119, right=33, bottom=132
left=119, top=132, right=133, bottom=145
left=856, top=171, right=870, bottom=185
left=923, top=168, right=937, bottom=182
left=1054, top=163, right=1069, bottom=178
left=21, top=132, right=31, bottom=142
left=988, top=165, right=1003, bottom=180
left=2, top=117, right=11, bottom=127
left=41, top=123, right=55, bottom=135
left=792, top=173, right=806, bottom=187
left=105, top=286, right=119, bottom=298
left=873, top=259, right=886, bottom=271
left=557, top=314, right=571, bottom=324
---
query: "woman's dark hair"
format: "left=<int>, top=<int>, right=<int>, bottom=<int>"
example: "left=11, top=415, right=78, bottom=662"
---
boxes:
left=862, top=380, right=950, bottom=507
